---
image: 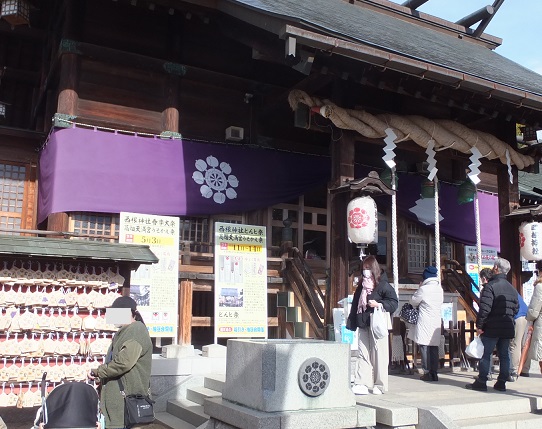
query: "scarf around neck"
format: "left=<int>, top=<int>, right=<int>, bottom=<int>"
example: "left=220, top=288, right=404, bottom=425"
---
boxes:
left=358, top=276, right=375, bottom=313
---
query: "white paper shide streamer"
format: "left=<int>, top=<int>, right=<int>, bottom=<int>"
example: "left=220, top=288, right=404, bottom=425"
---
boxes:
left=468, top=147, right=482, bottom=185
left=425, top=139, right=437, bottom=181
left=383, top=128, right=397, bottom=168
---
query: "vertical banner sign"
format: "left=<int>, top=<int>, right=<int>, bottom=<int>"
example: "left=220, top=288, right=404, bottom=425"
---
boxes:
left=465, top=245, right=498, bottom=291
left=214, top=222, right=267, bottom=340
left=119, top=212, right=179, bottom=338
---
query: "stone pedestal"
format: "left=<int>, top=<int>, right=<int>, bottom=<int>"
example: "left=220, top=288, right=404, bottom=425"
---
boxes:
left=222, top=339, right=355, bottom=412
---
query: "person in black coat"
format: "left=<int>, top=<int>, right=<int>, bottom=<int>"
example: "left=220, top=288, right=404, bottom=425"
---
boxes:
left=466, top=257, right=519, bottom=392
left=347, top=255, right=398, bottom=395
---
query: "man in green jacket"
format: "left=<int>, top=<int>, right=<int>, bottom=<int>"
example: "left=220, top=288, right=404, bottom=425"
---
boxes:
left=90, top=296, right=153, bottom=429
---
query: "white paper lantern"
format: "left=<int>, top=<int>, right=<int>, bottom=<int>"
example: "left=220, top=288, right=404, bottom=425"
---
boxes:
left=519, top=222, right=542, bottom=261
left=347, top=196, right=378, bottom=244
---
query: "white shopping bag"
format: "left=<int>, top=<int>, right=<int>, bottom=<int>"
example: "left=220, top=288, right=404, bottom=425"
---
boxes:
left=465, top=336, right=484, bottom=359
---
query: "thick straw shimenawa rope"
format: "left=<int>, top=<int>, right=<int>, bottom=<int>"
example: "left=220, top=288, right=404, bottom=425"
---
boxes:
left=288, top=90, right=535, bottom=170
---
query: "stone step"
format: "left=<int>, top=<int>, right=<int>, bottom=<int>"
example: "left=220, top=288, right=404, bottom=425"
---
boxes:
left=435, top=396, right=533, bottom=420
left=455, top=412, right=542, bottom=429
left=186, top=385, right=223, bottom=405
left=167, top=399, right=209, bottom=427
left=204, top=373, right=225, bottom=393
left=154, top=411, right=197, bottom=429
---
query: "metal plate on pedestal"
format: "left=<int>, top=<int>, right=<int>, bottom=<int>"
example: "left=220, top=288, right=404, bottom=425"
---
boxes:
left=298, top=358, right=330, bottom=397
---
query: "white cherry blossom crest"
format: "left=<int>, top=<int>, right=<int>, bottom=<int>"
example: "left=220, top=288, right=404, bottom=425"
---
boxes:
left=192, top=155, right=239, bottom=204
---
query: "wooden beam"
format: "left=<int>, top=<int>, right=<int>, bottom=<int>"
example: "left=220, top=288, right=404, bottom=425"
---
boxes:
left=179, top=280, right=193, bottom=345
left=455, top=6, right=494, bottom=28
left=401, top=0, right=430, bottom=10
left=497, top=165, right=520, bottom=289
left=328, top=131, right=355, bottom=333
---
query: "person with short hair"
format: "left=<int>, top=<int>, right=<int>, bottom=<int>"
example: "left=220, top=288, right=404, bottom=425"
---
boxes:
left=465, top=258, right=519, bottom=392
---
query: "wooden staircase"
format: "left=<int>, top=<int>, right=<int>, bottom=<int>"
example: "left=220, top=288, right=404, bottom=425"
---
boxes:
left=442, top=259, right=480, bottom=321
left=277, top=247, right=326, bottom=339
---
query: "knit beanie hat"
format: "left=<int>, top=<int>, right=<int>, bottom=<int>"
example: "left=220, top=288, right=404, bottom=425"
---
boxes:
left=423, top=266, right=438, bottom=280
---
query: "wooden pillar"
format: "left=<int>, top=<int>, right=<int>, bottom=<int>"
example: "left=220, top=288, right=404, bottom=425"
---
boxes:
left=46, top=213, right=69, bottom=235
left=178, top=280, right=193, bottom=345
left=397, top=216, right=409, bottom=280
left=119, top=264, right=132, bottom=296
left=497, top=165, right=520, bottom=289
left=57, top=53, right=79, bottom=115
left=327, top=132, right=355, bottom=334
left=58, top=0, right=80, bottom=116
left=162, top=74, right=180, bottom=132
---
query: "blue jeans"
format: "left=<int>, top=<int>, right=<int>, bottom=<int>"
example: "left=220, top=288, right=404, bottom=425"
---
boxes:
left=478, top=335, right=510, bottom=383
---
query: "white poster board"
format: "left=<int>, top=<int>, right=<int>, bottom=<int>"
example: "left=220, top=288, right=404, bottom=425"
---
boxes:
left=214, top=222, right=267, bottom=341
left=119, top=212, right=179, bottom=339
left=465, top=245, right=498, bottom=288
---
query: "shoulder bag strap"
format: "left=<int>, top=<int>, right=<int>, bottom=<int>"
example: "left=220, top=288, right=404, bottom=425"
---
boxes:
left=117, top=378, right=126, bottom=397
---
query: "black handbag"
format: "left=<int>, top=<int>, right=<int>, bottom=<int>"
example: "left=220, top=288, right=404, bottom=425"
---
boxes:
left=118, top=378, right=155, bottom=428
left=399, top=302, right=419, bottom=325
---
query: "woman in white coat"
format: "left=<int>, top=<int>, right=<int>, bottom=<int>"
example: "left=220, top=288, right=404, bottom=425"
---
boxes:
left=526, top=275, right=542, bottom=374
left=408, top=266, right=444, bottom=381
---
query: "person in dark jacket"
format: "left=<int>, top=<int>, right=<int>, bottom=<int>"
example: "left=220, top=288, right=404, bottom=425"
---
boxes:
left=466, top=257, right=519, bottom=392
left=347, top=255, right=398, bottom=395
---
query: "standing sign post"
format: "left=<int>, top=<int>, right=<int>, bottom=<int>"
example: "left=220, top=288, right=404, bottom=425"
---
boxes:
left=465, top=245, right=497, bottom=311
left=119, top=212, right=179, bottom=342
left=214, top=222, right=267, bottom=343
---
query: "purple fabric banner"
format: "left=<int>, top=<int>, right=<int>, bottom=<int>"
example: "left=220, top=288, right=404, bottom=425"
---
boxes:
left=39, top=127, right=500, bottom=250
left=38, top=127, right=331, bottom=223
left=375, top=173, right=500, bottom=251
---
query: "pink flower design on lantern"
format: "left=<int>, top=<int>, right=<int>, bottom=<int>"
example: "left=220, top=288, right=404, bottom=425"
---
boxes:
left=519, top=232, right=526, bottom=248
left=348, top=207, right=370, bottom=229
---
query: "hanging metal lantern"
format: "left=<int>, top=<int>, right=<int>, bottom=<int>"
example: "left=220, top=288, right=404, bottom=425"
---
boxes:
left=457, top=179, right=476, bottom=205
left=519, top=222, right=542, bottom=261
left=0, top=0, right=30, bottom=26
left=420, top=179, right=435, bottom=199
left=379, top=168, right=399, bottom=190
left=347, top=196, right=378, bottom=244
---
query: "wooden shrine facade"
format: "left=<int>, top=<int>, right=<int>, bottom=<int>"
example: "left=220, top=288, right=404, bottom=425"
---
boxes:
left=1, top=0, right=542, bottom=344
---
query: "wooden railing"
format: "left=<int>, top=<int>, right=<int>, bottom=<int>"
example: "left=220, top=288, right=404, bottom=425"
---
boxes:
left=442, top=259, right=480, bottom=321
left=281, top=247, right=325, bottom=339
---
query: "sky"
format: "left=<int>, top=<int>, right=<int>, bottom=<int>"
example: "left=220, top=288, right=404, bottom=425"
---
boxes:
left=388, top=0, right=542, bottom=75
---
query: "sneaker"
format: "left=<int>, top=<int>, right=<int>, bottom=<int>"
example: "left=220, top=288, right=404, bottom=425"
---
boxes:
left=465, top=379, right=488, bottom=391
left=352, top=384, right=369, bottom=395
left=494, top=380, right=506, bottom=392
left=420, top=373, right=434, bottom=382
left=372, top=386, right=382, bottom=395
left=508, top=373, right=517, bottom=382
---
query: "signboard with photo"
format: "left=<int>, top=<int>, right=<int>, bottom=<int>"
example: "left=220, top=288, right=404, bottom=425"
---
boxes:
left=214, top=222, right=267, bottom=341
left=119, top=212, right=179, bottom=338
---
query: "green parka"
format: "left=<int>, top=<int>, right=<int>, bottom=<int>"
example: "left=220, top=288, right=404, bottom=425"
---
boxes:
left=96, top=320, right=153, bottom=429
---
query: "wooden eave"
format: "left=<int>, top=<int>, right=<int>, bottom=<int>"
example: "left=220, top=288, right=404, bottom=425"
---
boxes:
left=0, top=235, right=159, bottom=267
left=194, top=0, right=542, bottom=114
left=505, top=205, right=542, bottom=219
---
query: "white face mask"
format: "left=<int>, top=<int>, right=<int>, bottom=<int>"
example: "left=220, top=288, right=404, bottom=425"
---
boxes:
left=362, top=269, right=372, bottom=279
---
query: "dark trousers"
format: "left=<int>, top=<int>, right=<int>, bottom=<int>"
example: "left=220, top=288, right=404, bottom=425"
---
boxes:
left=479, top=335, right=510, bottom=383
left=419, top=344, right=439, bottom=375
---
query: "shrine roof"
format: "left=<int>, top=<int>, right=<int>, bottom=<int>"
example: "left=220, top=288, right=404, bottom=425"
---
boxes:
left=230, top=0, right=542, bottom=101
